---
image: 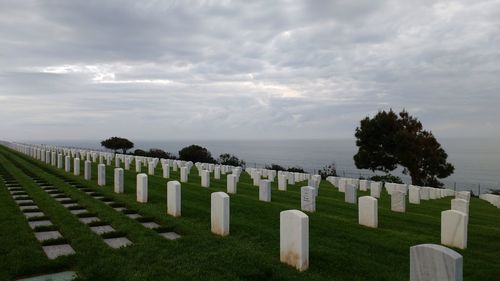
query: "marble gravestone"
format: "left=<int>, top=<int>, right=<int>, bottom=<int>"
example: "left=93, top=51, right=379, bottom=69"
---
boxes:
left=338, top=178, right=347, bottom=193
left=370, top=181, right=382, bottom=198
left=359, top=180, right=370, bottom=191
left=455, top=191, right=470, bottom=203
left=65, top=156, right=71, bottom=172
left=451, top=199, right=469, bottom=216
left=409, top=186, right=421, bottom=204
left=84, top=160, right=91, bottom=180
left=135, top=159, right=142, bottom=173
left=359, top=196, right=378, bottom=228
left=97, top=164, right=106, bottom=186
left=391, top=191, right=406, bottom=212
left=441, top=210, right=468, bottom=249
left=148, top=162, right=155, bottom=175
left=300, top=186, right=316, bottom=212
left=136, top=173, right=148, bottom=203
left=345, top=184, right=357, bottom=204
left=167, top=181, right=181, bottom=217
left=201, top=170, right=210, bottom=188
left=278, top=175, right=287, bottom=191
left=180, top=167, right=188, bottom=183
left=259, top=180, right=271, bottom=202
left=280, top=210, right=309, bottom=272
left=214, top=166, right=221, bottom=180
left=162, top=164, right=170, bottom=178
left=57, top=154, right=63, bottom=169
left=211, top=192, right=229, bottom=236
left=227, top=174, right=237, bottom=194
left=420, top=187, right=430, bottom=200
left=114, top=168, right=124, bottom=193
left=124, top=158, right=130, bottom=170
left=410, top=244, right=462, bottom=281
left=73, top=158, right=80, bottom=176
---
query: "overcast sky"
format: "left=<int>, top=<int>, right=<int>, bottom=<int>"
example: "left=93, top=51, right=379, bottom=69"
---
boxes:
left=1, top=0, right=499, bottom=141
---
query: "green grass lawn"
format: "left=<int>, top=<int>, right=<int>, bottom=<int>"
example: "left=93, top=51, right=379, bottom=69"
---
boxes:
left=0, top=145, right=499, bottom=281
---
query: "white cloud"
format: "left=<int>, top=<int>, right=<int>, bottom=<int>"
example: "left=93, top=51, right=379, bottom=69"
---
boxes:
left=0, top=0, right=499, bottom=140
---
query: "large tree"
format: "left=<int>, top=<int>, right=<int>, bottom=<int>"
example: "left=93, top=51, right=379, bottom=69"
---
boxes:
left=178, top=144, right=215, bottom=163
left=218, top=153, right=245, bottom=167
left=354, top=110, right=454, bottom=187
left=101, top=137, right=134, bottom=153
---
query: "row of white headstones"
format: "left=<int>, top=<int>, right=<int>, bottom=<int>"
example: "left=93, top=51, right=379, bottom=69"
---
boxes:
left=11, top=142, right=482, bottom=281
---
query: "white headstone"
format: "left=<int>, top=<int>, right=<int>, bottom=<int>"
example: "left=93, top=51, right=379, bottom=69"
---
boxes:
left=409, top=186, right=421, bottom=204
left=135, top=159, right=142, bottom=173
left=57, top=154, right=63, bottom=169
left=227, top=174, right=237, bottom=194
left=338, top=178, right=347, bottom=193
left=278, top=175, right=287, bottom=191
left=359, top=180, right=370, bottom=191
left=136, top=173, right=148, bottom=203
left=211, top=192, right=229, bottom=236
left=420, top=187, right=430, bottom=200
left=301, top=186, right=316, bottom=212
left=114, top=168, right=124, bottom=193
left=201, top=170, right=210, bottom=188
left=180, top=167, right=188, bottom=183
left=148, top=162, right=155, bottom=175
left=73, top=158, right=80, bottom=176
left=391, top=191, right=406, bottom=212
left=214, top=166, right=221, bottom=180
left=167, top=181, right=181, bottom=217
left=259, top=180, right=271, bottom=202
left=97, top=164, right=106, bottom=186
left=162, top=164, right=170, bottom=178
left=455, top=191, right=470, bottom=203
left=441, top=210, right=468, bottom=249
left=345, top=184, right=357, bottom=204
left=84, top=160, right=91, bottom=180
left=280, top=210, right=309, bottom=272
left=65, top=156, right=71, bottom=173
left=410, top=244, right=462, bottom=281
left=451, top=199, right=469, bottom=216
left=359, top=196, right=378, bottom=228
left=125, top=158, right=130, bottom=170
left=370, top=182, right=382, bottom=198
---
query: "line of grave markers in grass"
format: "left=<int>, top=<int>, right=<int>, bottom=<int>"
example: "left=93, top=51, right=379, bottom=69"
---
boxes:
left=0, top=163, right=76, bottom=259
left=8, top=150, right=182, bottom=241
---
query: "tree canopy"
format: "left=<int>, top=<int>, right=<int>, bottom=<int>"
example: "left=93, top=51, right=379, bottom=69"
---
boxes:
left=353, top=110, right=454, bottom=187
left=178, top=145, right=215, bottom=163
left=100, top=137, right=134, bottom=153
left=218, top=153, right=245, bottom=167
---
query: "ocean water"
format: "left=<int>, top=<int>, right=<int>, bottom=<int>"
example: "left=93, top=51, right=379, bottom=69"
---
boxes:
left=34, top=138, right=500, bottom=193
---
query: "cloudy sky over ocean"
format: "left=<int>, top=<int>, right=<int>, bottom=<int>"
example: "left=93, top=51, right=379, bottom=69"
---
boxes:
left=1, top=0, right=499, bottom=140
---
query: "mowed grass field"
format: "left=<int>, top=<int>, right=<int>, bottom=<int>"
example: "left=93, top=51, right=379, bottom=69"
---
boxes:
left=0, top=145, right=499, bottom=281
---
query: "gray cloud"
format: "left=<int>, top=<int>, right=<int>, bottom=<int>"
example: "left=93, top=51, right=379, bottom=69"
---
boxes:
left=0, top=0, right=499, bottom=141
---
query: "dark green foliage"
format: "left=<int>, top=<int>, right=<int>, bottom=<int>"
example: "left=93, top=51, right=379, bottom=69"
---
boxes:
left=101, top=137, right=134, bottom=153
left=354, top=109, right=454, bottom=187
left=133, top=149, right=147, bottom=156
left=178, top=145, right=215, bottom=163
left=133, top=148, right=177, bottom=159
left=265, top=164, right=286, bottom=171
left=319, top=163, right=337, bottom=179
left=218, top=153, right=245, bottom=166
left=490, top=189, right=500, bottom=195
left=370, top=174, right=404, bottom=184
left=286, top=166, right=305, bottom=173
